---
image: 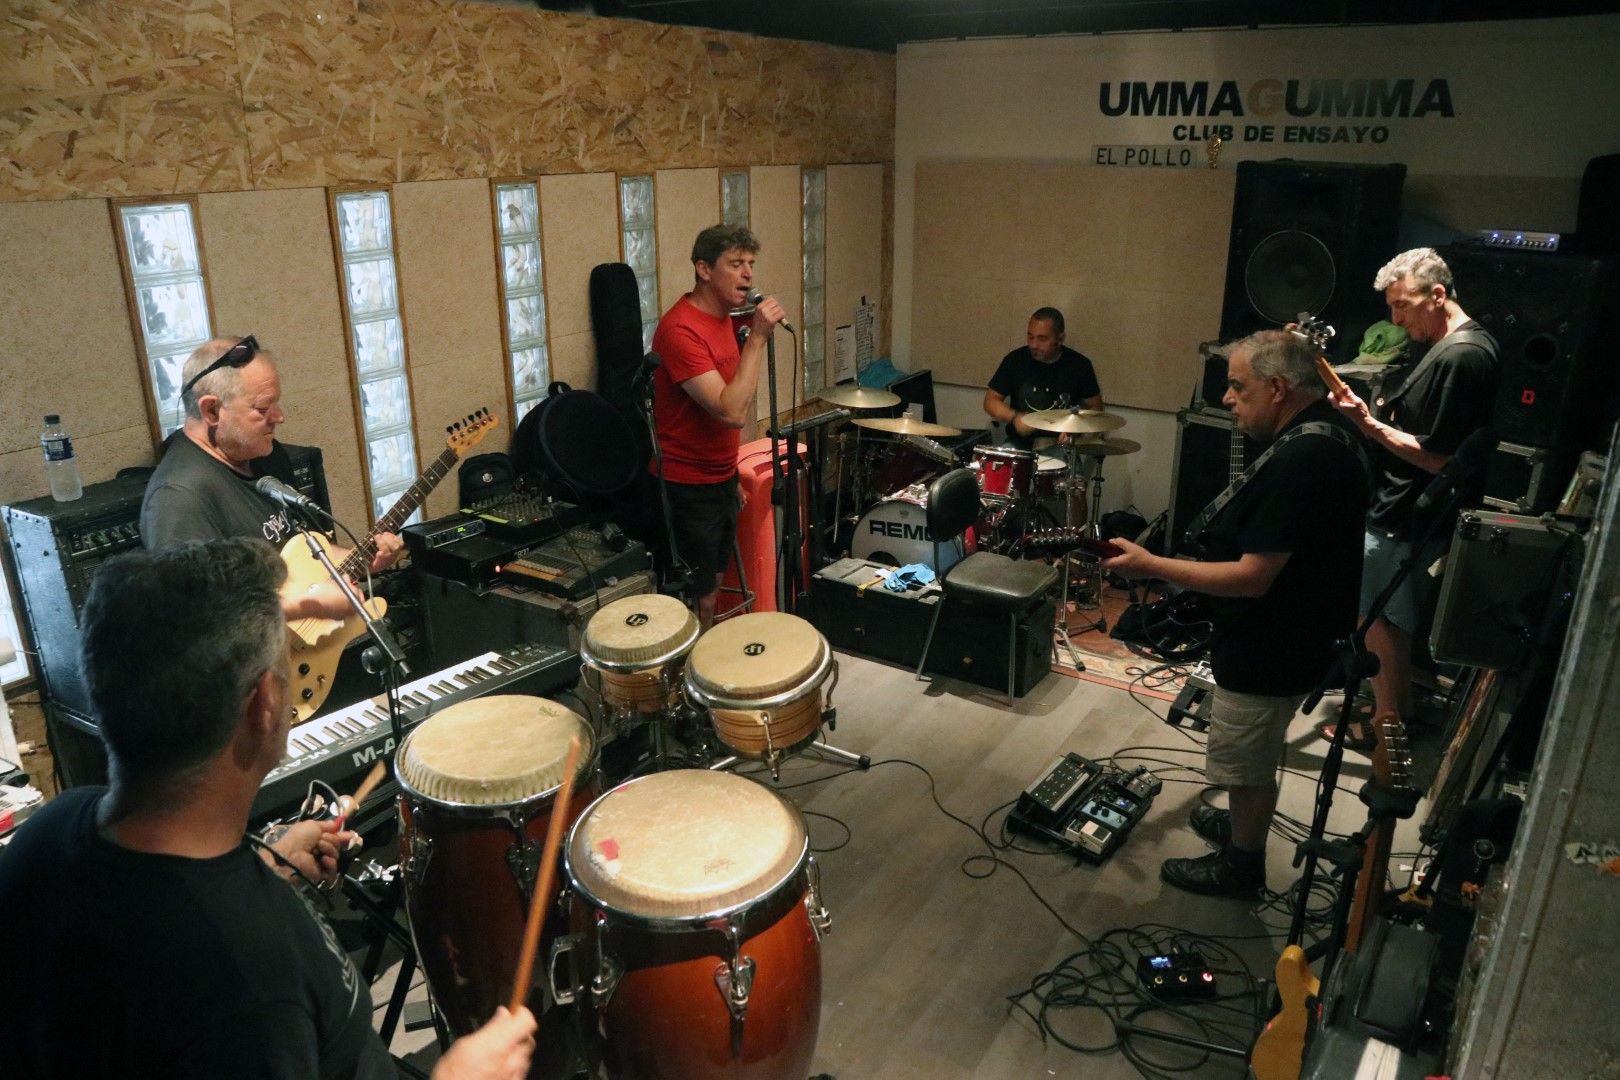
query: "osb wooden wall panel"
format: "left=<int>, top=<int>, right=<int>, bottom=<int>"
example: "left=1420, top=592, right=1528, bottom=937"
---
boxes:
left=0, top=199, right=152, bottom=506
left=394, top=177, right=504, bottom=520
left=825, top=163, right=884, bottom=385
left=3, top=0, right=895, bottom=202
left=654, top=168, right=719, bottom=314
left=747, top=166, right=803, bottom=421
left=912, top=162, right=1234, bottom=414
left=197, top=187, right=367, bottom=527
left=539, top=171, right=620, bottom=395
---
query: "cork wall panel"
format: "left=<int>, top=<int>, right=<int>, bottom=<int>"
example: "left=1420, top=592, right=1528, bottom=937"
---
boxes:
left=197, top=187, right=367, bottom=527
left=747, top=166, right=803, bottom=420
left=3, top=0, right=894, bottom=204
left=654, top=168, right=720, bottom=314
left=911, top=161, right=1235, bottom=414
left=394, top=178, right=505, bottom=519
left=825, top=163, right=884, bottom=383
left=0, top=198, right=150, bottom=503
left=539, top=171, right=620, bottom=391
left=1, top=2, right=248, bottom=202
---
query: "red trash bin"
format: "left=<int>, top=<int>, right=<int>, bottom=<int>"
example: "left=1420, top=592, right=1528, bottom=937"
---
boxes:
left=719, top=437, right=809, bottom=616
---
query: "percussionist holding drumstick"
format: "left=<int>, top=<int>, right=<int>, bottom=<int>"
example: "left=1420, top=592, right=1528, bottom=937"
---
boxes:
left=982, top=307, right=1104, bottom=449
left=0, top=539, right=536, bottom=1080
left=651, top=224, right=786, bottom=629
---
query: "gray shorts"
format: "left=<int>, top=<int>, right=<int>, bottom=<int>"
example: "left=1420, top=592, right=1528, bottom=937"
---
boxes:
left=1205, top=686, right=1304, bottom=788
left=1360, top=529, right=1441, bottom=632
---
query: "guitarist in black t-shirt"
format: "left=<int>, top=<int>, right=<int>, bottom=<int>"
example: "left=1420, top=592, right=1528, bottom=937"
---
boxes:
left=0, top=540, right=537, bottom=1079
left=1104, top=330, right=1368, bottom=900
left=982, top=307, right=1103, bottom=449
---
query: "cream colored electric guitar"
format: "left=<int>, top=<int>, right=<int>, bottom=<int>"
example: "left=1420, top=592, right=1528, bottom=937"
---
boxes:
left=282, top=407, right=498, bottom=721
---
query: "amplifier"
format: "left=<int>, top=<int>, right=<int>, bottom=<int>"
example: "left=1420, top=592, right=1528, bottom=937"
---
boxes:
left=3, top=473, right=148, bottom=710
left=1430, top=511, right=1577, bottom=671
left=498, top=527, right=651, bottom=600
left=1168, top=407, right=1257, bottom=554
left=1482, top=442, right=1578, bottom=515
left=419, top=569, right=655, bottom=671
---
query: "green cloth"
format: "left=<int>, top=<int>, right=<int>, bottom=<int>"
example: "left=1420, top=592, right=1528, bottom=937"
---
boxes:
left=1354, top=320, right=1408, bottom=365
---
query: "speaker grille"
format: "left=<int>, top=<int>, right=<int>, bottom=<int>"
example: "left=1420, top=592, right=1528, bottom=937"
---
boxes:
left=1245, top=229, right=1336, bottom=325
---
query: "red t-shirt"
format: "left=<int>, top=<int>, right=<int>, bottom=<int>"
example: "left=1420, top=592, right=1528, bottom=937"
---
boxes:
left=651, top=295, right=746, bottom=484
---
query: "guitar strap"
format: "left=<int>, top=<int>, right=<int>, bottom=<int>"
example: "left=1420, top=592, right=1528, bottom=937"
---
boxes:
left=1377, top=326, right=1493, bottom=415
left=1178, top=421, right=1367, bottom=556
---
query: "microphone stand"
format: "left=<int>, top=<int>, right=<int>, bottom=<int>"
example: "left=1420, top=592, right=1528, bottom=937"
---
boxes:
left=637, top=365, right=693, bottom=602
left=763, top=326, right=805, bottom=613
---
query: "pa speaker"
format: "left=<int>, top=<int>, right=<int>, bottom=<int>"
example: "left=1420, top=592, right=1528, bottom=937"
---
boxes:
left=1441, top=244, right=1619, bottom=450
left=1573, top=153, right=1620, bottom=256
left=1219, top=160, right=1406, bottom=361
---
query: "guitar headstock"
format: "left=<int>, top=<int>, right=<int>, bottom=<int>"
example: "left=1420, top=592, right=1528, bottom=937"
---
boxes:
left=1371, top=714, right=1415, bottom=794
left=445, top=407, right=499, bottom=456
left=1292, top=312, right=1336, bottom=354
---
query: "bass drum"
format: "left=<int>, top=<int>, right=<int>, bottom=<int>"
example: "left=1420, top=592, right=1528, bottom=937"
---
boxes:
left=849, top=484, right=974, bottom=573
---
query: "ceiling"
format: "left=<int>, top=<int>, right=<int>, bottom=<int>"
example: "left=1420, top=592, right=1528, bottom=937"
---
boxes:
left=532, top=0, right=1620, bottom=52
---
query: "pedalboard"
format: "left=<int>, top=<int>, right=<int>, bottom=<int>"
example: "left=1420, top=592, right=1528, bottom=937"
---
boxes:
left=1136, top=951, right=1218, bottom=1000
left=1007, top=753, right=1159, bottom=863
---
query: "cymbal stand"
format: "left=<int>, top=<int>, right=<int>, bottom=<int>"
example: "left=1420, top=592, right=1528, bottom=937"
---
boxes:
left=1069, top=447, right=1110, bottom=633
left=1048, top=440, right=1091, bottom=670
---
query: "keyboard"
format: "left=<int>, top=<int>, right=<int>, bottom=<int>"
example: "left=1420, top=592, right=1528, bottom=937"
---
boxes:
left=253, top=642, right=579, bottom=818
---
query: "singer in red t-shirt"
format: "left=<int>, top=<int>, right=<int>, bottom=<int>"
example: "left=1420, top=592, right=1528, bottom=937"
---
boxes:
left=651, top=224, right=786, bottom=627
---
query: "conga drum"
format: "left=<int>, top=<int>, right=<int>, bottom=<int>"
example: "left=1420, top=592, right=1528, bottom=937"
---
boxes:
left=682, top=612, right=838, bottom=775
left=395, top=695, right=598, bottom=1035
left=550, top=770, right=829, bottom=1079
left=580, top=593, right=701, bottom=714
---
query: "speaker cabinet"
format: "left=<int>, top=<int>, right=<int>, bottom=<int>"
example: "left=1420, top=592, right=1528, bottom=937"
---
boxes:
left=1168, top=408, right=1257, bottom=554
left=1431, top=510, right=1573, bottom=671
left=1441, top=245, right=1619, bottom=450
left=1220, top=160, right=1406, bottom=361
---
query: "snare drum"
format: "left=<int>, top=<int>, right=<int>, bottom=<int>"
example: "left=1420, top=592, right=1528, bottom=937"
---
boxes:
left=551, top=770, right=828, bottom=1080
left=1033, top=453, right=1068, bottom=499
left=683, top=613, right=837, bottom=773
left=974, top=445, right=1037, bottom=499
left=396, top=695, right=598, bottom=1035
left=580, top=593, right=700, bottom=713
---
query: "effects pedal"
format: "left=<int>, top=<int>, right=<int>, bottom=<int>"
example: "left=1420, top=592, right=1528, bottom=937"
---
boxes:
left=1167, top=661, right=1215, bottom=731
left=1136, top=951, right=1218, bottom=1001
left=1007, top=752, right=1156, bottom=863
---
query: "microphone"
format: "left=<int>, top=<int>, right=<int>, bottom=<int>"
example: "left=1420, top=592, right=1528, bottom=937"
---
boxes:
left=1415, top=427, right=1496, bottom=511
left=746, top=290, right=795, bottom=334
left=255, top=475, right=326, bottom=516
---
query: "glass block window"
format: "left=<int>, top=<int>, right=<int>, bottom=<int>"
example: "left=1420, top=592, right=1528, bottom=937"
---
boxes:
left=0, top=585, right=28, bottom=686
left=619, top=175, right=658, bottom=352
left=114, top=200, right=214, bottom=439
left=332, top=190, right=419, bottom=526
left=722, top=170, right=750, bottom=227
left=494, top=181, right=550, bottom=424
left=801, top=168, right=827, bottom=397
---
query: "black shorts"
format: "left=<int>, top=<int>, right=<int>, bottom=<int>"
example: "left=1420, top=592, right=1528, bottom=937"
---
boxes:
left=666, top=477, right=740, bottom=596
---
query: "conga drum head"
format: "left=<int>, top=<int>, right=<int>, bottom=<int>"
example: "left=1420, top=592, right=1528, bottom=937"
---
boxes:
left=397, top=694, right=594, bottom=808
left=685, top=612, right=826, bottom=705
left=567, top=770, right=807, bottom=923
left=583, top=593, right=700, bottom=667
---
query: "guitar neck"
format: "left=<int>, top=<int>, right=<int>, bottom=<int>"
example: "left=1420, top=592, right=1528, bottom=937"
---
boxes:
left=1229, top=421, right=1244, bottom=484
left=338, top=445, right=458, bottom=577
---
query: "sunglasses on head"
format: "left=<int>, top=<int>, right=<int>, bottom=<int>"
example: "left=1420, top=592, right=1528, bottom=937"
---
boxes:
left=179, top=335, right=259, bottom=403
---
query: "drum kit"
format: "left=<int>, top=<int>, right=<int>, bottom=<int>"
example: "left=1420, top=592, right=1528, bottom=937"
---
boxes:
left=392, top=596, right=846, bottom=1077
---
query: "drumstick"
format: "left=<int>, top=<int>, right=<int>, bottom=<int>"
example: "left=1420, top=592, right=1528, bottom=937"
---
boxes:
left=335, top=761, right=388, bottom=829
left=509, top=734, right=583, bottom=1014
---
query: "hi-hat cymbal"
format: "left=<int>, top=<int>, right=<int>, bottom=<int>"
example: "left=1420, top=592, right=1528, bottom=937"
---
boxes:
left=818, top=385, right=901, bottom=410
left=851, top=416, right=963, bottom=438
left=1022, top=409, right=1128, bottom=436
left=1071, top=435, right=1142, bottom=457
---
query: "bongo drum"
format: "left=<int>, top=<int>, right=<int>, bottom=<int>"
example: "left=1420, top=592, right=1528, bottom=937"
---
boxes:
left=550, top=770, right=829, bottom=1080
left=580, top=593, right=701, bottom=714
left=395, top=695, right=598, bottom=1035
left=682, top=613, right=837, bottom=775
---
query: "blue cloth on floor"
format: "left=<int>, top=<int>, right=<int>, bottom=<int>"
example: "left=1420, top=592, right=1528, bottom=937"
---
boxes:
left=883, top=563, right=935, bottom=591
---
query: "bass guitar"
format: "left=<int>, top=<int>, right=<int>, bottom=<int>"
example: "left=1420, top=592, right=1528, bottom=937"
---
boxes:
left=1011, top=526, right=1122, bottom=561
left=283, top=408, right=499, bottom=721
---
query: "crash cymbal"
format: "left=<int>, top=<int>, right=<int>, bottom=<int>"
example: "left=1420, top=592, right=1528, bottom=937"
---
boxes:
left=1071, top=435, right=1142, bottom=457
left=1022, top=409, right=1128, bottom=436
left=851, top=416, right=963, bottom=438
left=818, top=384, right=902, bottom=410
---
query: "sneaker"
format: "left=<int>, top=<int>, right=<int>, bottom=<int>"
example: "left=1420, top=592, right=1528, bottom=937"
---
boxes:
left=1160, top=850, right=1264, bottom=900
left=1189, top=805, right=1231, bottom=848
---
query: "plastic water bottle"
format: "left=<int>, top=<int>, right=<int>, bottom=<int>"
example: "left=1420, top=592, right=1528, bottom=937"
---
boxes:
left=40, top=414, right=82, bottom=502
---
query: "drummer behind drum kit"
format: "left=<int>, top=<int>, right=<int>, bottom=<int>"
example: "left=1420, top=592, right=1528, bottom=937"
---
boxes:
left=391, top=594, right=851, bottom=1078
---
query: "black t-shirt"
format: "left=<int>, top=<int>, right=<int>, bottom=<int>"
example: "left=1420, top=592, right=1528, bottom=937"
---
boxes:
left=140, top=432, right=301, bottom=550
left=0, top=789, right=395, bottom=1080
left=987, top=346, right=1102, bottom=449
left=1366, top=321, right=1499, bottom=540
left=1205, top=400, right=1369, bottom=696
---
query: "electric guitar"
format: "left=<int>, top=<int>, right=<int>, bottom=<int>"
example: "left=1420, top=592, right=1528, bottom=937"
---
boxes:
left=282, top=408, right=499, bottom=721
left=1346, top=713, right=1415, bottom=953
left=1011, top=526, right=1123, bottom=561
left=1293, top=313, right=1348, bottom=398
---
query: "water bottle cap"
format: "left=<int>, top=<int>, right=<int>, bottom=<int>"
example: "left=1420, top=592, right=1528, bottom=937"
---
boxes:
left=44, top=413, right=60, bottom=424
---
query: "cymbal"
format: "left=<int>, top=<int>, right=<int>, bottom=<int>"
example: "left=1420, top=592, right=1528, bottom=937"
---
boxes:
left=1022, top=409, right=1128, bottom=436
left=818, top=385, right=901, bottom=410
left=851, top=416, right=963, bottom=438
left=1071, top=435, right=1142, bottom=457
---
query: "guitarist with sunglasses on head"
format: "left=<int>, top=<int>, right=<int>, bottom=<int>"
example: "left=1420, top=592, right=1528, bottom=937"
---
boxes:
left=1103, top=330, right=1368, bottom=900
left=140, top=335, right=405, bottom=621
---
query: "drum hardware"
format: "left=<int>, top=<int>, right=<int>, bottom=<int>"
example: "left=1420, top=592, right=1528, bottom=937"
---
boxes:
left=404, top=829, right=433, bottom=886
left=715, top=920, right=756, bottom=1024
left=804, top=855, right=832, bottom=939
left=505, top=837, right=545, bottom=899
